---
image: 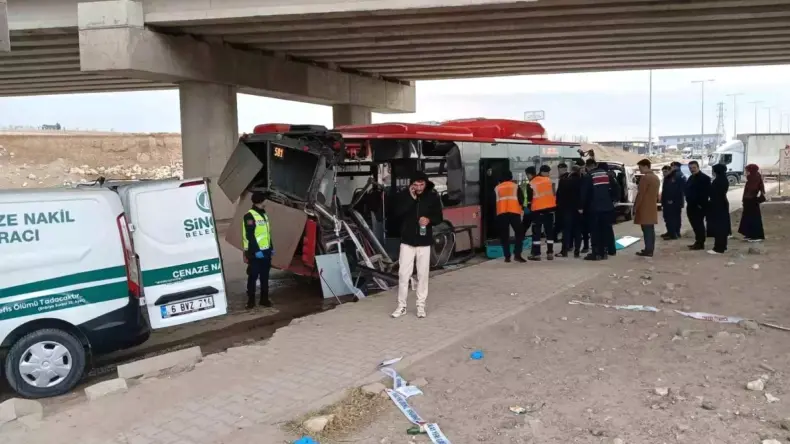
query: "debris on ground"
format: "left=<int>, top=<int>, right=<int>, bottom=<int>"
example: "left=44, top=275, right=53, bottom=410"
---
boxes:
left=569, top=300, right=659, bottom=312
left=0, top=398, right=43, bottom=427
left=746, top=379, right=766, bottom=391
left=765, top=393, right=780, bottom=403
left=303, top=415, right=334, bottom=433
left=470, top=350, right=484, bottom=360
left=285, top=388, right=389, bottom=441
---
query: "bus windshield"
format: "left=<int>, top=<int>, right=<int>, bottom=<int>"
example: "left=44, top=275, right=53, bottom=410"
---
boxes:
left=269, top=144, right=320, bottom=200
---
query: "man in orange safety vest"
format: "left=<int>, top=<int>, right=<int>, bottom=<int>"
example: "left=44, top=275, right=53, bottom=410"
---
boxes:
left=494, top=171, right=526, bottom=263
left=526, top=165, right=558, bottom=261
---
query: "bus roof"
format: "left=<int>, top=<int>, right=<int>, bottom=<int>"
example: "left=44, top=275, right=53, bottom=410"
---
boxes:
left=336, top=118, right=552, bottom=143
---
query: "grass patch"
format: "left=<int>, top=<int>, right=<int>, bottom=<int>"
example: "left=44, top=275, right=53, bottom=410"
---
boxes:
left=285, top=387, right=390, bottom=443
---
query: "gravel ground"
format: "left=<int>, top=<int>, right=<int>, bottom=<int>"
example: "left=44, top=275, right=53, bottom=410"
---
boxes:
left=344, top=204, right=790, bottom=444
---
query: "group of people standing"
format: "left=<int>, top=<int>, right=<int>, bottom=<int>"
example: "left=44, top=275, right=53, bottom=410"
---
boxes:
left=633, top=160, right=766, bottom=257
left=494, top=158, right=621, bottom=263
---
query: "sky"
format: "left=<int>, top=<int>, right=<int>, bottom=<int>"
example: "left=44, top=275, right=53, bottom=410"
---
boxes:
left=2, top=65, right=790, bottom=142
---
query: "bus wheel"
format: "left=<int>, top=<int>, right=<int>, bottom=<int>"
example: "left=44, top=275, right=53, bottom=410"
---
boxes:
left=4, top=328, right=86, bottom=399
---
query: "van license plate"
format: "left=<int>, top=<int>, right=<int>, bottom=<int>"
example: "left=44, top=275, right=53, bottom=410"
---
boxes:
left=160, top=297, right=215, bottom=318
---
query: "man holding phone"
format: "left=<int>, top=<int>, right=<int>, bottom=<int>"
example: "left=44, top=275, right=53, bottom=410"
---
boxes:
left=392, top=172, right=443, bottom=319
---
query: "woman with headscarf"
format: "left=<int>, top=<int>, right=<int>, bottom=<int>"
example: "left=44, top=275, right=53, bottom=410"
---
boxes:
left=706, top=163, right=730, bottom=254
left=738, top=163, right=766, bottom=242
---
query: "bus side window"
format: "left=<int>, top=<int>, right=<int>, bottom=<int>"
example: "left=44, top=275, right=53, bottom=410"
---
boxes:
left=443, top=145, right=464, bottom=207
left=460, top=142, right=481, bottom=205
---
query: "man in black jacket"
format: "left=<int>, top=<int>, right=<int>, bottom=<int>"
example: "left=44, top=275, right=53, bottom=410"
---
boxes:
left=661, top=163, right=685, bottom=239
left=552, top=163, right=568, bottom=244
left=685, top=160, right=711, bottom=250
left=556, top=164, right=584, bottom=258
left=392, top=171, right=444, bottom=319
left=580, top=159, right=621, bottom=261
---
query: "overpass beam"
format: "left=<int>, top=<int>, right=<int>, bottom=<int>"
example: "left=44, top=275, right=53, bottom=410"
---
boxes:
left=332, top=104, right=372, bottom=127
left=1, top=0, right=9, bottom=52
left=76, top=0, right=415, bottom=113
left=179, top=81, right=238, bottom=219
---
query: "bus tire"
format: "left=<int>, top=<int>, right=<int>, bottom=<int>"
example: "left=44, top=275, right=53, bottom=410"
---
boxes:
left=4, top=328, right=86, bottom=399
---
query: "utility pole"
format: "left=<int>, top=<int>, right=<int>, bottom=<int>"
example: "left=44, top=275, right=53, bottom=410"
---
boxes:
left=726, top=93, right=743, bottom=138
left=749, top=101, right=763, bottom=133
left=765, top=106, right=775, bottom=133
left=691, top=79, right=715, bottom=152
left=648, top=70, right=653, bottom=153
left=715, top=101, right=726, bottom=147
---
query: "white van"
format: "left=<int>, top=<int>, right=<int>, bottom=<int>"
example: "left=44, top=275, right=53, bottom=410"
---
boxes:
left=0, top=178, right=228, bottom=398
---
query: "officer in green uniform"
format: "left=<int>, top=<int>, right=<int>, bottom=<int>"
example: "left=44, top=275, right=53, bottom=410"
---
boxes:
left=242, top=192, right=273, bottom=309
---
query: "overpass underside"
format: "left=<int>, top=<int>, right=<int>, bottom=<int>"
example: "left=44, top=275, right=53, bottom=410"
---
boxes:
left=3, top=0, right=790, bottom=99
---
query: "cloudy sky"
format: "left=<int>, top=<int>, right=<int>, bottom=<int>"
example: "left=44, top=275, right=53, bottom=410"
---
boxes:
left=2, top=65, right=790, bottom=142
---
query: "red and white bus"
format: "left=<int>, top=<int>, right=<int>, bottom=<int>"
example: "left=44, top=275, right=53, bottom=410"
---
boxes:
left=221, top=119, right=604, bottom=279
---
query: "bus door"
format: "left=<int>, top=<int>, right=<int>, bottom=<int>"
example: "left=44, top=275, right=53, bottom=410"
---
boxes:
left=479, top=158, right=510, bottom=240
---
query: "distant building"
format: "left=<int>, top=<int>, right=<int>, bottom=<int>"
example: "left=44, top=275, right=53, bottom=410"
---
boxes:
left=594, top=140, right=650, bottom=155
left=658, top=134, right=719, bottom=149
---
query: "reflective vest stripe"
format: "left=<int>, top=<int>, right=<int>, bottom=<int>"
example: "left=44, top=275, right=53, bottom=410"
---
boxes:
left=242, top=210, right=271, bottom=251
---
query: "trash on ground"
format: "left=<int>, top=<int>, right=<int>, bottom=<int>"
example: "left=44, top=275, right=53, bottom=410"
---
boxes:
left=766, top=393, right=780, bottom=403
left=746, top=379, right=765, bottom=391
left=760, top=322, right=790, bottom=332
left=407, top=425, right=427, bottom=435
left=378, top=357, right=403, bottom=367
left=753, top=264, right=761, bottom=270
left=294, top=437, right=318, bottom=444
left=470, top=350, right=484, bottom=360
left=509, top=406, right=527, bottom=414
left=569, top=300, right=660, bottom=313
left=380, top=367, right=422, bottom=398
left=674, top=310, right=744, bottom=323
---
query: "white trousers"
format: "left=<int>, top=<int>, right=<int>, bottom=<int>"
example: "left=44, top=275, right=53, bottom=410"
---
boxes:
left=397, top=244, right=431, bottom=309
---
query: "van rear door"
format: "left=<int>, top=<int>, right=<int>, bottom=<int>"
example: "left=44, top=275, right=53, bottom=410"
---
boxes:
left=120, top=179, right=227, bottom=328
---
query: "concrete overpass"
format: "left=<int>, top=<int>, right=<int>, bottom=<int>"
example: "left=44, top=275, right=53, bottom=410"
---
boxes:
left=4, top=0, right=790, bottom=216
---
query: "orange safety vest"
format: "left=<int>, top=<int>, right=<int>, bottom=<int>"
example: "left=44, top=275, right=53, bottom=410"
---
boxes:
left=530, top=176, right=557, bottom=211
left=494, top=181, right=521, bottom=215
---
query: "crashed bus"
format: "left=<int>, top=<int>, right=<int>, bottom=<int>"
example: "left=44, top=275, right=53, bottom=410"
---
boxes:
left=217, top=119, right=631, bottom=291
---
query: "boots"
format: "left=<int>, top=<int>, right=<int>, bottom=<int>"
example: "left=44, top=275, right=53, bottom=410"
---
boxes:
left=246, top=294, right=256, bottom=310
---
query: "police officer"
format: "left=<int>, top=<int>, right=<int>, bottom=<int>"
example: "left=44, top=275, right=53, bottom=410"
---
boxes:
left=243, top=192, right=274, bottom=309
left=526, top=165, right=557, bottom=261
left=494, top=171, right=526, bottom=263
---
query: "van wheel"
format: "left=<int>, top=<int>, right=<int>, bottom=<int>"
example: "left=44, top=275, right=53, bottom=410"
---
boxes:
left=4, top=329, right=86, bottom=399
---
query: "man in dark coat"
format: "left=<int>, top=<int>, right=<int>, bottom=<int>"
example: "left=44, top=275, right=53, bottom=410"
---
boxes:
left=580, top=159, right=621, bottom=261
left=556, top=164, right=584, bottom=257
left=706, top=163, right=730, bottom=254
left=661, top=162, right=685, bottom=240
left=685, top=160, right=711, bottom=250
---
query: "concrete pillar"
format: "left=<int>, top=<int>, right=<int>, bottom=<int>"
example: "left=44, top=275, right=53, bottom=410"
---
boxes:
left=179, top=81, right=238, bottom=220
left=1, top=0, right=9, bottom=52
left=332, top=104, right=372, bottom=127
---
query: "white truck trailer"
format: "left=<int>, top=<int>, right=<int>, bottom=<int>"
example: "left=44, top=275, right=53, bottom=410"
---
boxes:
left=708, top=133, right=790, bottom=185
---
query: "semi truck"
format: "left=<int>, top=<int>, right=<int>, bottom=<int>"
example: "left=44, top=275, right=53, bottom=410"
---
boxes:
left=708, top=133, right=790, bottom=185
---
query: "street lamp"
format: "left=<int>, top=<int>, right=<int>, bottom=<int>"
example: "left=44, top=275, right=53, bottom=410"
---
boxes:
left=726, top=93, right=743, bottom=138
left=748, top=101, right=763, bottom=133
left=648, top=70, right=653, bottom=153
left=765, top=106, right=775, bottom=133
left=692, top=79, right=715, bottom=151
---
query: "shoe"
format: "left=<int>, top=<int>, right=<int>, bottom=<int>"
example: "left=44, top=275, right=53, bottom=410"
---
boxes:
left=636, top=251, right=653, bottom=257
left=660, top=233, right=672, bottom=239
left=391, top=306, right=407, bottom=318
left=583, top=254, right=601, bottom=261
left=528, top=255, right=542, bottom=261
left=706, top=250, right=721, bottom=255
left=504, top=257, right=512, bottom=263
left=417, top=307, right=426, bottom=319
left=246, top=299, right=256, bottom=310
left=260, top=298, right=273, bottom=308
left=573, top=251, right=581, bottom=258
left=514, top=255, right=527, bottom=263
left=608, top=251, right=617, bottom=257
left=688, top=244, right=704, bottom=251
left=581, top=247, right=590, bottom=254
left=547, top=252, right=554, bottom=261
left=556, top=251, right=568, bottom=258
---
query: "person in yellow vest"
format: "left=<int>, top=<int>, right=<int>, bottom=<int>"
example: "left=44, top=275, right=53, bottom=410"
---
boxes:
left=494, top=171, right=526, bottom=263
left=242, top=192, right=274, bottom=309
left=526, top=165, right=558, bottom=261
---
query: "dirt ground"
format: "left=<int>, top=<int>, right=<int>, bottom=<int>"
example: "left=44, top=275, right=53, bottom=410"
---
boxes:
left=342, top=204, right=790, bottom=444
